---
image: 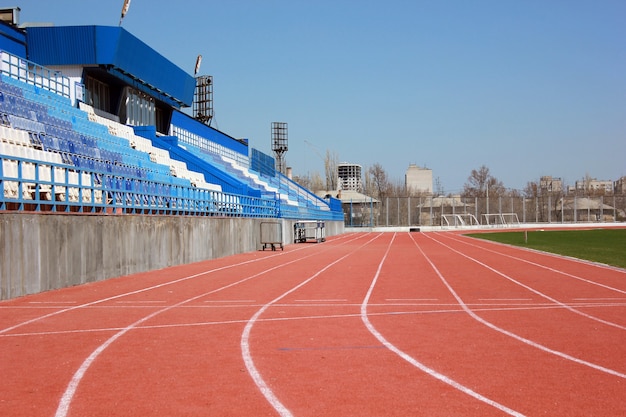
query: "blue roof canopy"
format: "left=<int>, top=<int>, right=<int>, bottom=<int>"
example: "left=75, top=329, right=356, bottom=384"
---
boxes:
left=25, top=25, right=195, bottom=107
left=0, top=20, right=27, bottom=58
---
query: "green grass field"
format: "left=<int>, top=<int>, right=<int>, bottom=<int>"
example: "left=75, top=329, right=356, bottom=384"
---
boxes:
left=466, top=228, right=626, bottom=269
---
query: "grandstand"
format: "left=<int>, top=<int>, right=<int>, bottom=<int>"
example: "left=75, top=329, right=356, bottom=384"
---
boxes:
left=0, top=8, right=343, bottom=299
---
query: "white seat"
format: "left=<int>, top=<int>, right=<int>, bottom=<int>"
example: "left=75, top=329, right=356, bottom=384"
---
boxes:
left=1, top=158, right=18, bottom=198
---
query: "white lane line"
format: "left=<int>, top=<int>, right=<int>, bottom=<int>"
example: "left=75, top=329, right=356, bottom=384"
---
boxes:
left=361, top=233, right=526, bottom=417
left=115, top=301, right=166, bottom=304
left=479, top=298, right=533, bottom=301
left=446, top=233, right=626, bottom=292
left=418, top=233, right=626, bottom=380
left=241, top=233, right=383, bottom=417
left=204, top=300, right=256, bottom=303
left=55, top=270, right=281, bottom=417
left=294, top=299, right=348, bottom=302
left=386, top=298, right=439, bottom=301
left=28, top=301, right=77, bottom=304
left=5, top=301, right=626, bottom=339
left=55, top=234, right=356, bottom=417
left=55, top=230, right=374, bottom=417
left=1, top=240, right=319, bottom=335
left=426, top=234, right=626, bottom=332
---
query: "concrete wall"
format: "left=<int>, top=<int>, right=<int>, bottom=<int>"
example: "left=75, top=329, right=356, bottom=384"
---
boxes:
left=0, top=214, right=344, bottom=300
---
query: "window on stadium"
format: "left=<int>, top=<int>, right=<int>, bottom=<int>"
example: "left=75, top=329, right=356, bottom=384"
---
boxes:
left=84, top=75, right=110, bottom=113
left=119, top=86, right=156, bottom=127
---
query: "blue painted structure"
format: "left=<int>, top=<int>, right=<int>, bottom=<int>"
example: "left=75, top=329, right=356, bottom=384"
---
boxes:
left=26, top=26, right=195, bottom=108
left=0, top=18, right=26, bottom=58
left=0, top=14, right=343, bottom=221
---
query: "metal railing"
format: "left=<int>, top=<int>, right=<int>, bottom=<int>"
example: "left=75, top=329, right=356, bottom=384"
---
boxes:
left=1, top=51, right=71, bottom=99
left=0, top=151, right=349, bottom=221
left=0, top=152, right=279, bottom=216
left=345, top=195, right=626, bottom=227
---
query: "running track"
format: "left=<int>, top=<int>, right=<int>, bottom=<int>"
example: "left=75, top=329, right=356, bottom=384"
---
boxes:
left=1, top=231, right=625, bottom=416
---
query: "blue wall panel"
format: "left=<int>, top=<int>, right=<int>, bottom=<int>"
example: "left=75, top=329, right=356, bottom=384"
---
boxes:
left=25, top=26, right=194, bottom=107
left=0, top=21, right=27, bottom=58
left=26, top=25, right=96, bottom=64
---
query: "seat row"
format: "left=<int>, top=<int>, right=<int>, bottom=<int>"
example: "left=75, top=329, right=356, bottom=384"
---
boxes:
left=0, top=140, right=97, bottom=202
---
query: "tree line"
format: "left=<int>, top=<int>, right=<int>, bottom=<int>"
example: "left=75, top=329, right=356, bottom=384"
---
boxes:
left=292, top=151, right=616, bottom=201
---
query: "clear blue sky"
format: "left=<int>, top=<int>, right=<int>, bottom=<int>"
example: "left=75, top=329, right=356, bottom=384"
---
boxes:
left=13, top=0, right=626, bottom=193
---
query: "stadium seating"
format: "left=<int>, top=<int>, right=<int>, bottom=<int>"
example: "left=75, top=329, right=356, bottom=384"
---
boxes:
left=0, top=55, right=340, bottom=220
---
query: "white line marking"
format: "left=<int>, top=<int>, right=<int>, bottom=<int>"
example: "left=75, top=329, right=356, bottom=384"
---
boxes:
left=418, top=233, right=626, bottom=380
left=294, top=299, right=348, bottom=302
left=479, top=298, right=533, bottom=301
left=204, top=300, right=256, bottom=303
left=54, top=230, right=374, bottom=417
left=386, top=298, right=439, bottom=301
left=448, top=233, right=626, bottom=292
left=362, top=233, right=525, bottom=416
left=241, top=233, right=383, bottom=417
left=28, top=301, right=77, bottom=304
left=1, top=238, right=324, bottom=335
left=4, top=301, right=626, bottom=339
left=115, top=301, right=166, bottom=304
left=426, top=234, right=626, bottom=332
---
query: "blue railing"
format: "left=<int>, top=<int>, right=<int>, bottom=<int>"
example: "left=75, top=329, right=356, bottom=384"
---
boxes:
left=0, top=152, right=278, bottom=216
left=1, top=51, right=71, bottom=99
left=0, top=49, right=343, bottom=221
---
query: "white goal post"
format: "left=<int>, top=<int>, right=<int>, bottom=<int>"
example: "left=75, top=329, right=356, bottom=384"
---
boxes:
left=481, top=213, right=520, bottom=226
left=501, top=213, right=520, bottom=226
left=442, top=213, right=480, bottom=227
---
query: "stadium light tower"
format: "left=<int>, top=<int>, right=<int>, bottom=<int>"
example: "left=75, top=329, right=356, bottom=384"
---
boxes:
left=271, top=122, right=288, bottom=175
left=192, top=55, right=214, bottom=126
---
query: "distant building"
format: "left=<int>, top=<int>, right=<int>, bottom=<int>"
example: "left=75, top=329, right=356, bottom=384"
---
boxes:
left=613, top=176, right=626, bottom=194
left=337, top=162, right=363, bottom=192
left=539, top=176, right=563, bottom=193
left=574, top=178, right=613, bottom=195
left=405, top=164, right=432, bottom=194
left=316, top=189, right=379, bottom=227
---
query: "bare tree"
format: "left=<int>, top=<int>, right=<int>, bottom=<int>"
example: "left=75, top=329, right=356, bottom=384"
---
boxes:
left=293, top=171, right=325, bottom=193
left=310, top=171, right=325, bottom=192
left=324, top=150, right=339, bottom=192
left=462, top=165, right=505, bottom=198
left=292, top=174, right=311, bottom=190
left=523, top=181, right=538, bottom=199
left=368, top=163, right=390, bottom=200
left=434, top=177, right=444, bottom=196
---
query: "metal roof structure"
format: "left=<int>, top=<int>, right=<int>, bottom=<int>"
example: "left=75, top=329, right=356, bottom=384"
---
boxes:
left=25, top=25, right=195, bottom=108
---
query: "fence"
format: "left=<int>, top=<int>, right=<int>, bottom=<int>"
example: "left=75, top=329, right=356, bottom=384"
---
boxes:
left=347, top=195, right=626, bottom=227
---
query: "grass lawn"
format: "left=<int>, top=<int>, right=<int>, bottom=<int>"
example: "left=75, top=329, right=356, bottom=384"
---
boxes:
left=465, top=228, right=626, bottom=269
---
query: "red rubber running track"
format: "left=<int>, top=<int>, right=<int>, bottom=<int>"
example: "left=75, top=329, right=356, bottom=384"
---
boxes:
left=1, top=231, right=625, bottom=416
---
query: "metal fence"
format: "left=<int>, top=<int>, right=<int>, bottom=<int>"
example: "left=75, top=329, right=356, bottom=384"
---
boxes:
left=1, top=151, right=350, bottom=221
left=345, top=195, right=626, bottom=227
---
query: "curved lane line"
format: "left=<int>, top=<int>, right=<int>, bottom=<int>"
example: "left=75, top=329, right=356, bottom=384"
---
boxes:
left=442, top=232, right=626, bottom=293
left=53, top=236, right=361, bottom=417
left=241, top=233, right=383, bottom=417
left=2, top=234, right=359, bottom=336
left=5, top=300, right=626, bottom=339
left=426, top=233, right=626, bottom=331
left=0, top=246, right=309, bottom=335
left=415, top=233, right=626, bottom=379
left=361, top=233, right=526, bottom=417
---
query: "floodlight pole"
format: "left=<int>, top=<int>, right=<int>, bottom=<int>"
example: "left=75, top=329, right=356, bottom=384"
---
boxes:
left=271, top=122, right=288, bottom=175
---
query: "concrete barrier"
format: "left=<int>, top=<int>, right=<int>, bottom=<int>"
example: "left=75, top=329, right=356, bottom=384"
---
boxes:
left=0, top=214, right=344, bottom=300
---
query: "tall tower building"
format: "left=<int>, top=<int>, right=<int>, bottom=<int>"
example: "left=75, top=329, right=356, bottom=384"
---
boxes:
left=337, top=163, right=363, bottom=192
left=405, top=164, right=432, bottom=194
